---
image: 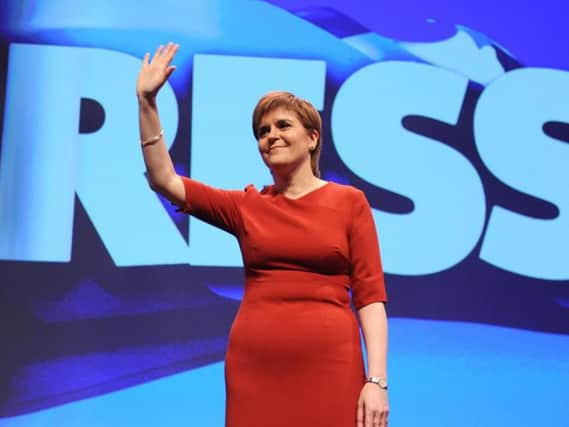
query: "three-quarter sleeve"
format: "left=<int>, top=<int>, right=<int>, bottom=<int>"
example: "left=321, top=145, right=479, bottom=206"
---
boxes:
left=348, top=189, right=388, bottom=309
left=178, top=177, right=245, bottom=236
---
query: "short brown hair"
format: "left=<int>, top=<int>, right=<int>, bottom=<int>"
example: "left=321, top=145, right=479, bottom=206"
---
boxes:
left=252, top=91, right=323, bottom=177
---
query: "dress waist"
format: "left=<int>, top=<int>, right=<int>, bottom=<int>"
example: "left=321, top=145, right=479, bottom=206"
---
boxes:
left=243, top=269, right=351, bottom=308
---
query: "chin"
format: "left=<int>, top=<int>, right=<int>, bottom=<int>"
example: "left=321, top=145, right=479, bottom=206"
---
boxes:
left=265, top=160, right=292, bottom=174
left=264, top=154, right=289, bottom=167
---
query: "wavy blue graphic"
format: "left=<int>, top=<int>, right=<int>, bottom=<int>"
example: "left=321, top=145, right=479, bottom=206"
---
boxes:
left=271, top=0, right=569, bottom=70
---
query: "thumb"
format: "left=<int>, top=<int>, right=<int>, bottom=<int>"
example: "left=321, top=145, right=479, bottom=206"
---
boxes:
left=357, top=400, right=364, bottom=427
left=165, top=65, right=177, bottom=79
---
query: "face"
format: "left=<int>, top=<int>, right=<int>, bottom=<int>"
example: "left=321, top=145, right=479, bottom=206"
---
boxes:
left=256, top=107, right=318, bottom=174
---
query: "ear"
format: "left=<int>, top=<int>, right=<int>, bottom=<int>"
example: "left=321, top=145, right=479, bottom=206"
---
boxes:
left=308, top=129, right=319, bottom=148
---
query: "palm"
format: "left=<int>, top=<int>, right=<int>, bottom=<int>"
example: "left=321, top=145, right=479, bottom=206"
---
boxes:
left=136, top=43, right=179, bottom=99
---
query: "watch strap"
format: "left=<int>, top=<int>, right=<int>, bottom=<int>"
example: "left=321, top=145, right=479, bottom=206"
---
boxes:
left=366, top=376, right=388, bottom=389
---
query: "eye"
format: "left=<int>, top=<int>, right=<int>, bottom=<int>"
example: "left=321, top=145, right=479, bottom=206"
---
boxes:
left=277, top=120, right=291, bottom=129
left=258, top=126, right=269, bottom=137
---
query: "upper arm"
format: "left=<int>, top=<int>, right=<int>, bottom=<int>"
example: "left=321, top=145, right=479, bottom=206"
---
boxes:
left=349, top=189, right=388, bottom=308
left=176, top=176, right=245, bottom=235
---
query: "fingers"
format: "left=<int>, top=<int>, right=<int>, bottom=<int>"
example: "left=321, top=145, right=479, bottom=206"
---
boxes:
left=375, top=411, right=386, bottom=427
left=163, top=42, right=179, bottom=65
left=149, top=42, right=179, bottom=65
left=365, top=409, right=373, bottom=427
left=378, top=409, right=389, bottom=427
left=164, top=42, right=178, bottom=57
left=360, top=406, right=389, bottom=427
left=151, top=44, right=164, bottom=63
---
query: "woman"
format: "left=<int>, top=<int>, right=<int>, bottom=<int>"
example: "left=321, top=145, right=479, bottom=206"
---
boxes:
left=137, top=43, right=389, bottom=427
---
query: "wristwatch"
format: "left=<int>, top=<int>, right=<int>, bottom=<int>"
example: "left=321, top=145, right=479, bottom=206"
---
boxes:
left=366, top=376, right=388, bottom=390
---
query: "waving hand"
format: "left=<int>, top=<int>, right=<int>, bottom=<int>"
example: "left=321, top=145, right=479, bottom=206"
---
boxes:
left=136, top=42, right=179, bottom=100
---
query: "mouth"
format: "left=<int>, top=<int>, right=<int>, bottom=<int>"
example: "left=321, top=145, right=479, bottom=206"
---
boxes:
left=268, top=145, right=287, bottom=152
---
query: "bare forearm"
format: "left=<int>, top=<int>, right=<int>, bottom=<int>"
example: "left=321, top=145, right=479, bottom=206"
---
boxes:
left=358, top=302, right=388, bottom=377
left=138, top=95, right=177, bottom=191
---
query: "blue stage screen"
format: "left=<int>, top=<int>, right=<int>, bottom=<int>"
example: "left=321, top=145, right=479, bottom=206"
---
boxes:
left=0, top=1, right=568, bottom=426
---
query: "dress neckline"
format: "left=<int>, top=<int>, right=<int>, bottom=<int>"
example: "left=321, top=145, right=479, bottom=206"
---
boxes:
left=270, top=181, right=331, bottom=201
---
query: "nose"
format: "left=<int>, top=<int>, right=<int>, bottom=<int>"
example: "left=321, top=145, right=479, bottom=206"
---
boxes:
left=266, top=126, right=280, bottom=144
left=267, top=126, right=278, bottom=139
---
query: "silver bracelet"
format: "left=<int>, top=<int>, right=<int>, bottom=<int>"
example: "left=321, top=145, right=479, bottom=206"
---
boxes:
left=141, top=129, right=164, bottom=147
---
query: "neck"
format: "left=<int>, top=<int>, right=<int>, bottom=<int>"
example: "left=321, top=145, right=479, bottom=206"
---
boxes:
left=272, top=162, right=322, bottom=197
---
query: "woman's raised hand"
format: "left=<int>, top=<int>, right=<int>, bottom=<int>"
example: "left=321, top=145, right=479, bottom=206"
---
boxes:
left=136, top=42, right=179, bottom=100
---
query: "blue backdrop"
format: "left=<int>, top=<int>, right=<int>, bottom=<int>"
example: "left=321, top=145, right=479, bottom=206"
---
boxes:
left=0, top=1, right=568, bottom=426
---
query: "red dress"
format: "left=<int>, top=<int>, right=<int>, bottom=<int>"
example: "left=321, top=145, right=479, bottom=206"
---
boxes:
left=180, top=178, right=387, bottom=427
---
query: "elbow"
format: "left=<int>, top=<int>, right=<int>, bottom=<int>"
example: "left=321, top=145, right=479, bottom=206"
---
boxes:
left=147, top=177, right=166, bottom=194
left=147, top=172, right=179, bottom=199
